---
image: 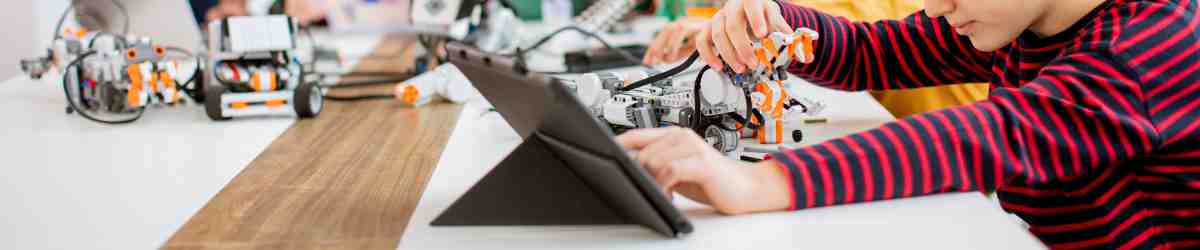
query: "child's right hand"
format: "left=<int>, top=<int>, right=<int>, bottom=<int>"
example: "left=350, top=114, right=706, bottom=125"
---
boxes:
left=696, top=0, right=793, bottom=73
left=616, top=127, right=792, bottom=215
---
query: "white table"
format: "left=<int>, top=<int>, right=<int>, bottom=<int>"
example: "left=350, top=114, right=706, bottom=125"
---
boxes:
left=398, top=77, right=1046, bottom=249
left=0, top=33, right=382, bottom=250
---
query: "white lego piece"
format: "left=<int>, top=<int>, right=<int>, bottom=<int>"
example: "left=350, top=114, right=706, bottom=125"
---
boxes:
left=226, top=16, right=295, bottom=52
left=602, top=95, right=639, bottom=127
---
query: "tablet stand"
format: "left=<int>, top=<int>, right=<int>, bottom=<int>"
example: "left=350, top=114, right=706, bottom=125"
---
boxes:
left=431, top=133, right=630, bottom=226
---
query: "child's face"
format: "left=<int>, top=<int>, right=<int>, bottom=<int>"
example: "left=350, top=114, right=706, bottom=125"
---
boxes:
left=925, top=0, right=1050, bottom=51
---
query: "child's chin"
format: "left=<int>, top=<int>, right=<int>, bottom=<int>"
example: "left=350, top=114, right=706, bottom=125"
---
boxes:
left=967, top=35, right=1007, bottom=52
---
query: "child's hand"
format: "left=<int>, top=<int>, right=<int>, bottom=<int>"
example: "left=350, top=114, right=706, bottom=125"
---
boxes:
left=644, top=18, right=708, bottom=65
left=616, top=127, right=792, bottom=215
left=206, top=0, right=249, bottom=23
left=696, top=0, right=793, bottom=73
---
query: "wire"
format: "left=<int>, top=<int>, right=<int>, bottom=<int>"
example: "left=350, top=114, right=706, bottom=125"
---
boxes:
left=621, top=52, right=699, bottom=92
left=61, top=51, right=145, bottom=124
left=164, top=46, right=204, bottom=99
left=310, top=74, right=405, bottom=102
left=87, top=32, right=129, bottom=50
left=511, top=26, right=651, bottom=72
left=690, top=65, right=708, bottom=131
left=323, top=94, right=394, bottom=101
left=303, top=28, right=319, bottom=48
left=51, top=1, right=72, bottom=41
left=321, top=77, right=411, bottom=88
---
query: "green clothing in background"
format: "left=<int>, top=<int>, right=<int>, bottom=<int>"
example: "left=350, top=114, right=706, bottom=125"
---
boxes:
left=509, top=0, right=592, bottom=21
left=510, top=0, right=685, bottom=21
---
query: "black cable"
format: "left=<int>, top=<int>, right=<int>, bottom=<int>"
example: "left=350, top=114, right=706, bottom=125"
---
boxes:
left=164, top=46, right=203, bottom=98
left=311, top=75, right=405, bottom=102
left=299, top=27, right=422, bottom=93
left=323, top=94, right=394, bottom=101
left=318, top=77, right=412, bottom=88
left=62, top=51, right=145, bottom=124
left=621, top=52, right=700, bottom=92
left=691, top=65, right=708, bottom=131
left=510, top=26, right=651, bottom=72
left=311, top=71, right=415, bottom=77
left=51, top=1, right=72, bottom=41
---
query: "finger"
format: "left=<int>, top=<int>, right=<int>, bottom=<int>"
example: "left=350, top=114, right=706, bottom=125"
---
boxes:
left=615, top=128, right=674, bottom=150
left=645, top=30, right=671, bottom=64
left=744, top=0, right=769, bottom=38
left=675, top=184, right=712, bottom=204
left=711, top=14, right=744, bottom=73
left=206, top=11, right=220, bottom=23
left=696, top=27, right=723, bottom=71
left=635, top=128, right=689, bottom=169
left=650, top=160, right=680, bottom=199
left=669, top=42, right=696, bottom=63
left=725, top=9, right=760, bottom=72
left=644, top=135, right=699, bottom=170
left=664, top=26, right=692, bottom=59
left=766, top=1, right=793, bottom=34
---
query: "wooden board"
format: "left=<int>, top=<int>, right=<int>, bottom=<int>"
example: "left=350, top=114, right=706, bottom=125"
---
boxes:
left=164, top=35, right=461, bottom=250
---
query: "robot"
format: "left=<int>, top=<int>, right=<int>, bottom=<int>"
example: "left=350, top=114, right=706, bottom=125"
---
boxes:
left=204, top=15, right=322, bottom=120
left=19, top=28, right=201, bottom=124
left=735, top=28, right=825, bottom=144
left=561, top=28, right=825, bottom=154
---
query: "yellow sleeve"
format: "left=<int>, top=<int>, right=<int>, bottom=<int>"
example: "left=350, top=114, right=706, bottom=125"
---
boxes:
left=786, top=0, right=990, bottom=118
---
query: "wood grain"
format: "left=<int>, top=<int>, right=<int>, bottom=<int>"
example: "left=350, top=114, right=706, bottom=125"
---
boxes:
left=164, top=35, right=461, bottom=250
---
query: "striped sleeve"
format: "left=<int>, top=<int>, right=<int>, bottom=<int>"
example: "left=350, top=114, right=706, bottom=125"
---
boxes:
left=1113, top=0, right=1200, bottom=149
left=776, top=2, right=994, bottom=91
left=769, top=49, right=1162, bottom=210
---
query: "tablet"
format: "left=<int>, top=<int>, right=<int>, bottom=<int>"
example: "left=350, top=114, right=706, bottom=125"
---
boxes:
left=440, top=42, right=693, bottom=237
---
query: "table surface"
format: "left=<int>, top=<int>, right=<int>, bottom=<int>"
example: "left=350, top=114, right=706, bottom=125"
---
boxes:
left=0, top=22, right=1046, bottom=250
left=162, top=35, right=467, bottom=250
left=397, top=75, right=1046, bottom=249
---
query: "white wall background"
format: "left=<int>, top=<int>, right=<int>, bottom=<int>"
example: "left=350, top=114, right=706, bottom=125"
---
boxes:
left=0, top=0, right=71, bottom=80
left=36, top=1, right=72, bottom=47
left=0, top=1, right=40, bottom=80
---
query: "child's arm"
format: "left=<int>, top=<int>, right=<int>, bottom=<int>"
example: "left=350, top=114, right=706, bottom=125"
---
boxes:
left=769, top=49, right=1160, bottom=210
left=777, top=2, right=994, bottom=91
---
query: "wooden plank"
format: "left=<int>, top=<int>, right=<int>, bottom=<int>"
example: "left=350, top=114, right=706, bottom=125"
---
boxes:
left=164, top=35, right=460, bottom=250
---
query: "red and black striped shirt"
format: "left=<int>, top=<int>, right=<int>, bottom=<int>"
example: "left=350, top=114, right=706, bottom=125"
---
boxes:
left=769, top=0, right=1199, bottom=249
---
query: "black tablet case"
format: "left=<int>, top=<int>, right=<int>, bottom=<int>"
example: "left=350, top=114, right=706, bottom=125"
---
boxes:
left=431, top=43, right=692, bottom=237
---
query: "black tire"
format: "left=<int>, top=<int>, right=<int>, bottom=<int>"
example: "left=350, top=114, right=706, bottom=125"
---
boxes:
left=294, top=82, right=322, bottom=118
left=205, top=84, right=230, bottom=121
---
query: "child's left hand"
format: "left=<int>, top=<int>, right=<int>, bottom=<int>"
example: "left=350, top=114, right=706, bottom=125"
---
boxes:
left=644, top=18, right=708, bottom=65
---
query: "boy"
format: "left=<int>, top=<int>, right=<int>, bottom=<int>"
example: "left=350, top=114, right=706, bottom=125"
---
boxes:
left=618, top=0, right=1199, bottom=249
left=644, top=0, right=992, bottom=119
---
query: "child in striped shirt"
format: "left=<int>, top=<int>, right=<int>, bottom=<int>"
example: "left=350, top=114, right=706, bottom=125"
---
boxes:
left=617, top=0, right=1199, bottom=248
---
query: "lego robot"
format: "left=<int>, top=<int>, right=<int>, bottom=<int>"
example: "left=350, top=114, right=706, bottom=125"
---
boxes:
left=19, top=29, right=200, bottom=124
left=205, top=15, right=321, bottom=120
left=561, top=28, right=825, bottom=154
left=726, top=28, right=825, bottom=144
